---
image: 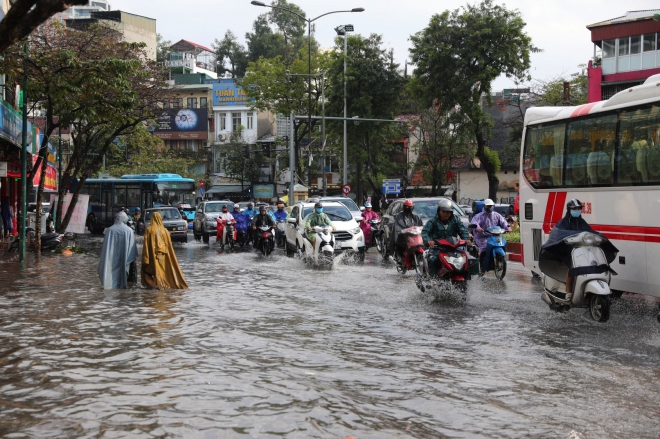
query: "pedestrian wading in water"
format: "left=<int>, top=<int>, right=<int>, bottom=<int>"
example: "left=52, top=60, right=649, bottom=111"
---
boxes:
left=141, top=211, right=188, bottom=289
left=98, top=211, right=138, bottom=289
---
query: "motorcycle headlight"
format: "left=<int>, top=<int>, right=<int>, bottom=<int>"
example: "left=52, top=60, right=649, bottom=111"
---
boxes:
left=205, top=215, right=215, bottom=221
left=582, top=233, right=595, bottom=245
left=443, top=254, right=466, bottom=270
left=350, top=227, right=360, bottom=235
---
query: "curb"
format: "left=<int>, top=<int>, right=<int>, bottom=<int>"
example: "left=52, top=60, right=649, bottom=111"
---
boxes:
left=507, top=252, right=522, bottom=262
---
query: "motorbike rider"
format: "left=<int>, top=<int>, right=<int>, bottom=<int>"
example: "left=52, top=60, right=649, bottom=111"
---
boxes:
left=215, top=204, right=235, bottom=247
left=251, top=204, right=275, bottom=250
left=470, top=198, right=511, bottom=274
left=133, top=207, right=145, bottom=235
left=303, top=202, right=336, bottom=256
left=391, top=199, right=423, bottom=261
left=231, top=203, right=249, bottom=242
left=360, top=202, right=380, bottom=246
left=540, top=199, right=617, bottom=300
left=273, top=201, right=288, bottom=247
left=422, top=199, right=469, bottom=276
left=243, top=202, right=257, bottom=220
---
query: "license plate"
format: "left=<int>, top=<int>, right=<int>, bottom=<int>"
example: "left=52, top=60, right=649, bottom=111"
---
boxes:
left=334, top=241, right=342, bottom=249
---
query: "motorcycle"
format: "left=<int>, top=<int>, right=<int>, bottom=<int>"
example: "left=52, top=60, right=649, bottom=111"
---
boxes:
left=418, top=235, right=472, bottom=299
left=393, top=226, right=425, bottom=275
left=472, top=225, right=508, bottom=280
left=216, top=218, right=237, bottom=249
left=275, top=220, right=287, bottom=248
left=539, top=231, right=616, bottom=322
left=127, top=216, right=136, bottom=233
left=363, top=218, right=383, bottom=252
left=255, top=224, right=274, bottom=257
left=9, top=227, right=75, bottom=252
left=301, top=225, right=335, bottom=268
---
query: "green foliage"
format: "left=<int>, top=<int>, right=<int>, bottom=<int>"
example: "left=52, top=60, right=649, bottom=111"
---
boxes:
left=482, top=147, right=501, bottom=174
left=533, top=66, right=588, bottom=106
left=156, top=33, right=171, bottom=63
left=104, top=125, right=199, bottom=178
left=506, top=229, right=520, bottom=243
left=245, top=14, right=287, bottom=63
left=218, top=129, right=264, bottom=185
left=409, top=0, right=539, bottom=198
left=214, top=30, right=248, bottom=78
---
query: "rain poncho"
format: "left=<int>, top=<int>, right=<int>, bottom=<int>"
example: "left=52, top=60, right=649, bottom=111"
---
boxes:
left=97, top=212, right=137, bottom=289
left=303, top=211, right=333, bottom=241
left=274, top=209, right=288, bottom=222
left=360, top=210, right=379, bottom=244
left=470, top=210, right=509, bottom=252
left=231, top=210, right=250, bottom=233
left=141, top=212, right=188, bottom=289
left=393, top=212, right=422, bottom=248
left=540, top=211, right=618, bottom=276
left=243, top=207, right=256, bottom=219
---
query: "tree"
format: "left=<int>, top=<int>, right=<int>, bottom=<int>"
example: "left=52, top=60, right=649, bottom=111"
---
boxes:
left=105, top=124, right=198, bottom=178
left=0, top=0, right=87, bottom=53
left=407, top=102, right=473, bottom=195
left=326, top=34, right=405, bottom=202
left=218, top=128, right=264, bottom=192
left=0, top=20, right=168, bottom=241
left=245, top=14, right=286, bottom=63
left=533, top=67, right=588, bottom=106
left=213, top=30, right=248, bottom=78
left=156, top=33, right=172, bottom=63
left=409, top=0, right=540, bottom=199
left=267, top=0, right=306, bottom=50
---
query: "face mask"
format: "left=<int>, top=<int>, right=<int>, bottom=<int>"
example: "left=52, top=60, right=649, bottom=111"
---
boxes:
left=316, top=208, right=323, bottom=214
left=403, top=207, right=412, bottom=214
left=570, top=210, right=581, bottom=218
left=484, top=207, right=493, bottom=213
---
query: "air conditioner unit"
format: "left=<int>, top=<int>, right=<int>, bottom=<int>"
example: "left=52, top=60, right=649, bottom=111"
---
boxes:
left=217, top=133, right=225, bottom=141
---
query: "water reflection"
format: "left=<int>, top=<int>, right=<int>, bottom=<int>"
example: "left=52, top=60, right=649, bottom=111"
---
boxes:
left=0, top=236, right=659, bottom=437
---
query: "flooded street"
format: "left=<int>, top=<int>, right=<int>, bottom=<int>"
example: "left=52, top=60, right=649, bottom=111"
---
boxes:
left=2, top=235, right=660, bottom=438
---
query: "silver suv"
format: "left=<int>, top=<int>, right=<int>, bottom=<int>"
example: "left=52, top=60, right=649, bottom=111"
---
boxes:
left=193, top=200, right=234, bottom=243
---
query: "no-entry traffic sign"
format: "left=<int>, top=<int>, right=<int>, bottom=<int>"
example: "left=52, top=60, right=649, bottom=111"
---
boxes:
left=342, top=184, right=352, bottom=195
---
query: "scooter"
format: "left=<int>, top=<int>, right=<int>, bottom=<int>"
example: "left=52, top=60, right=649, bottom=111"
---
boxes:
left=216, top=218, right=237, bottom=249
left=539, top=231, right=616, bottom=322
left=393, top=226, right=425, bottom=275
left=301, top=225, right=335, bottom=268
left=418, top=235, right=472, bottom=299
left=255, top=224, right=274, bottom=257
left=275, top=220, right=287, bottom=248
left=9, top=227, right=75, bottom=252
left=474, top=225, right=508, bottom=280
left=363, top=218, right=382, bottom=252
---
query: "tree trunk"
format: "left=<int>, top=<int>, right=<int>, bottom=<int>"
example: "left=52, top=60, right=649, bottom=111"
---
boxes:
left=475, top=129, right=499, bottom=200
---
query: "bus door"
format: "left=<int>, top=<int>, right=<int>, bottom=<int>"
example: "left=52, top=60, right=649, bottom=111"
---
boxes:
left=101, top=184, right=114, bottom=228
left=142, top=183, right=152, bottom=209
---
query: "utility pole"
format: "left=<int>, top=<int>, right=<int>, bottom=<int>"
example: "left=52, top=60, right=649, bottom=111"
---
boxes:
left=19, top=42, right=28, bottom=261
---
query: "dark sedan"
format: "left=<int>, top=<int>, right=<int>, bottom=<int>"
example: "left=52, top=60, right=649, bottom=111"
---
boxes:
left=144, top=207, right=188, bottom=243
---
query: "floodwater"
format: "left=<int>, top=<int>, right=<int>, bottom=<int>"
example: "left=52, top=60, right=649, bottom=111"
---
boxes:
left=1, top=235, right=660, bottom=438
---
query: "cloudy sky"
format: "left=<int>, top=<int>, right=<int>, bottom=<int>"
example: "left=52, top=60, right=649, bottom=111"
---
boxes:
left=112, top=0, right=659, bottom=90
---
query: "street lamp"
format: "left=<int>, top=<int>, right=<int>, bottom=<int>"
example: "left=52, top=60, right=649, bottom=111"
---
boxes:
left=251, top=1, right=364, bottom=194
left=334, top=24, right=354, bottom=190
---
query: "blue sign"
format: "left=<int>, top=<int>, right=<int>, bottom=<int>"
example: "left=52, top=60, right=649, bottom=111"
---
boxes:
left=382, top=179, right=401, bottom=195
left=211, top=78, right=249, bottom=107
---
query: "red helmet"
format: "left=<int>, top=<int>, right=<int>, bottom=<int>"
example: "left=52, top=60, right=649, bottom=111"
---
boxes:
left=403, top=199, right=414, bottom=207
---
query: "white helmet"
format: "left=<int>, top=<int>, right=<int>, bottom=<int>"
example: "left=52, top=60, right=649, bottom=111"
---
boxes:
left=484, top=199, right=495, bottom=207
left=233, top=204, right=240, bottom=208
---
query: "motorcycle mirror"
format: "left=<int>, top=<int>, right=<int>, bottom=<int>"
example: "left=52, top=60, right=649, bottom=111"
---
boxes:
left=468, top=224, right=477, bottom=229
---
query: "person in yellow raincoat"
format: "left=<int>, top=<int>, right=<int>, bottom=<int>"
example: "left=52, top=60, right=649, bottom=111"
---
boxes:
left=141, top=212, right=188, bottom=289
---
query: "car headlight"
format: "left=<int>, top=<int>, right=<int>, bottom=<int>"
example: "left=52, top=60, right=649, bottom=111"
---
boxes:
left=177, top=226, right=185, bottom=231
left=582, top=233, right=595, bottom=245
left=443, top=254, right=466, bottom=270
left=205, top=215, right=215, bottom=221
left=350, top=227, right=360, bottom=235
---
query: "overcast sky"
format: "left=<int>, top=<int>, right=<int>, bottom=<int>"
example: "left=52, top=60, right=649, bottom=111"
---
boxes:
left=112, top=0, right=659, bottom=90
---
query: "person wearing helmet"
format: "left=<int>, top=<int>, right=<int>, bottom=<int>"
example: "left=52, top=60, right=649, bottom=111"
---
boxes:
left=132, top=207, right=144, bottom=235
left=391, top=199, right=423, bottom=260
left=251, top=204, right=276, bottom=251
left=215, top=204, right=235, bottom=247
left=231, top=203, right=249, bottom=240
left=243, top=202, right=256, bottom=219
left=422, top=199, right=469, bottom=276
left=359, top=202, right=380, bottom=246
left=303, top=202, right=335, bottom=255
left=273, top=201, right=288, bottom=247
left=540, top=199, right=617, bottom=299
left=470, top=198, right=511, bottom=274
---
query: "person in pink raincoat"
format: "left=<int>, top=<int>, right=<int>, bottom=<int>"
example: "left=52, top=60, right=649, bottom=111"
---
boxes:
left=359, top=202, right=380, bottom=245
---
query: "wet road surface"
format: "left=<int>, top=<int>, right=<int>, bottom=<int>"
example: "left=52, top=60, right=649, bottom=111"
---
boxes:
left=1, top=234, right=660, bottom=438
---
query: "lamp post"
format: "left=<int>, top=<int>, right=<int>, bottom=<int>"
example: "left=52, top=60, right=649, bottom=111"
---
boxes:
left=251, top=1, right=363, bottom=194
left=334, top=24, right=353, bottom=190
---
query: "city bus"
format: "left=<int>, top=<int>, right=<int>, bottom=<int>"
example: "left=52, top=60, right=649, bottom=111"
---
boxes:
left=80, top=173, right=196, bottom=233
left=519, top=73, right=660, bottom=297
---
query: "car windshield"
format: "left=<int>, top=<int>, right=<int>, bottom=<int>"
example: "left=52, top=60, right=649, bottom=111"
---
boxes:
left=302, top=205, right=352, bottom=221
left=412, top=200, right=465, bottom=221
left=146, top=208, right=181, bottom=220
left=205, top=202, right=233, bottom=213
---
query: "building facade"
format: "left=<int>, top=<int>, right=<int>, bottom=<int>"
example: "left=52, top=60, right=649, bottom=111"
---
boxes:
left=587, top=10, right=660, bottom=102
left=165, top=40, right=217, bottom=80
left=61, top=0, right=111, bottom=19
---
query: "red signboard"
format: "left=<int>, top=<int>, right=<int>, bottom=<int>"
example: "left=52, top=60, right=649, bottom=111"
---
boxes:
left=342, top=184, right=352, bottom=195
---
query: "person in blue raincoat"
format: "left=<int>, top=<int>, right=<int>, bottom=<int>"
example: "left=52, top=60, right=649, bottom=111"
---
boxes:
left=273, top=201, right=288, bottom=246
left=243, top=202, right=256, bottom=220
left=231, top=204, right=250, bottom=241
left=470, top=198, right=511, bottom=274
left=98, top=211, right=138, bottom=289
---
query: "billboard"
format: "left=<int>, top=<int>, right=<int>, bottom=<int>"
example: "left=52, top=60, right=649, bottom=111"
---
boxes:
left=212, top=79, right=249, bottom=107
left=150, top=108, right=208, bottom=140
left=253, top=183, right=274, bottom=199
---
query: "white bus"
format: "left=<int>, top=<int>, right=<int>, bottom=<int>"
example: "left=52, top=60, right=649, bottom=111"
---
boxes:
left=520, top=73, right=660, bottom=297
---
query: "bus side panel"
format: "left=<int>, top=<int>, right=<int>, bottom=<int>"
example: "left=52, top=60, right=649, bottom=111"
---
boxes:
left=520, top=189, right=547, bottom=276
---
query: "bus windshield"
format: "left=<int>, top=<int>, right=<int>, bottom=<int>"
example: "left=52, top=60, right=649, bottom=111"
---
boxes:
left=154, top=182, right=195, bottom=206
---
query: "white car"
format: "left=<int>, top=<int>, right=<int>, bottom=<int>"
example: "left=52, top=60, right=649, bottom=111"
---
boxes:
left=285, top=201, right=366, bottom=258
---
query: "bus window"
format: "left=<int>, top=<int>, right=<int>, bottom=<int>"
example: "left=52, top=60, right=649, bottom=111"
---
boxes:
left=618, top=105, right=660, bottom=185
left=114, top=185, right=127, bottom=207
left=80, top=182, right=100, bottom=204
left=566, top=114, right=616, bottom=187
left=523, top=123, right=565, bottom=188
left=127, top=185, right=140, bottom=210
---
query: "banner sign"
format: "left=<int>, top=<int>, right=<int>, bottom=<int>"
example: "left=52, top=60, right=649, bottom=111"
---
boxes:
left=0, top=98, right=34, bottom=150
left=212, top=79, right=249, bottom=107
left=32, top=156, right=58, bottom=191
left=253, top=183, right=274, bottom=198
left=50, top=194, right=89, bottom=234
left=382, top=178, right=401, bottom=195
left=149, top=108, right=208, bottom=140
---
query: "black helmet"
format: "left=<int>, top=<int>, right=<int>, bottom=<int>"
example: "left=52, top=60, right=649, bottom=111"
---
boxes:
left=259, top=204, right=266, bottom=211
left=566, top=198, right=582, bottom=211
left=314, top=202, right=323, bottom=209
